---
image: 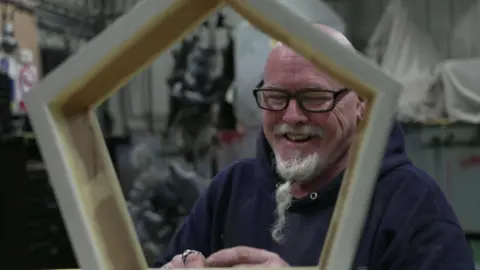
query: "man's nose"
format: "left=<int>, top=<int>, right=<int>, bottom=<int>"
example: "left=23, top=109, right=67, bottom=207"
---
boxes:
left=282, top=100, right=308, bottom=124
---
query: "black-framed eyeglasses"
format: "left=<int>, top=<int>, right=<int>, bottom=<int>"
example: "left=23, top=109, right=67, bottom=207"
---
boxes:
left=253, top=88, right=350, bottom=112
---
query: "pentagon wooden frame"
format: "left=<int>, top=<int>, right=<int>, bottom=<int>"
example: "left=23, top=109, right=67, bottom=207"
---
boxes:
left=24, top=0, right=402, bottom=269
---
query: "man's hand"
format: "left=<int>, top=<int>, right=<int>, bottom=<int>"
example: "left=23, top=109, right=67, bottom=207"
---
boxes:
left=162, top=251, right=206, bottom=268
left=206, top=246, right=289, bottom=268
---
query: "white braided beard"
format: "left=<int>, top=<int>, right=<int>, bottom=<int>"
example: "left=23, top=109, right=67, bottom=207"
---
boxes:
left=271, top=152, right=322, bottom=243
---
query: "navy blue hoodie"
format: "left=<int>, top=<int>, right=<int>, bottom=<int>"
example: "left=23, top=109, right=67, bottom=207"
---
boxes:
left=155, top=123, right=475, bottom=269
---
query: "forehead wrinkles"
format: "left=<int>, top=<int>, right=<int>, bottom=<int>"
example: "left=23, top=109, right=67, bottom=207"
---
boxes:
left=264, top=46, right=343, bottom=89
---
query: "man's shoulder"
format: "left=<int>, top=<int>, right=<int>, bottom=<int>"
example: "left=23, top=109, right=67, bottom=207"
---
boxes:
left=222, top=158, right=258, bottom=172
left=371, top=165, right=474, bottom=269
left=206, top=158, right=259, bottom=195
left=211, top=158, right=258, bottom=184
left=376, top=164, right=460, bottom=225
left=379, top=163, right=444, bottom=199
left=389, top=164, right=442, bottom=191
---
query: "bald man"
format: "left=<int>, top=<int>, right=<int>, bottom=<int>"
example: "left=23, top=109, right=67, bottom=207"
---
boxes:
left=155, top=25, right=475, bottom=269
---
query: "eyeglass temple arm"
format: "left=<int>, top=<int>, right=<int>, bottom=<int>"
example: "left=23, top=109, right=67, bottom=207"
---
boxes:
left=256, top=79, right=264, bottom=88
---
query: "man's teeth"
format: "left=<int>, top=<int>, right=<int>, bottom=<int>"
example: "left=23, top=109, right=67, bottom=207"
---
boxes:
left=284, top=133, right=312, bottom=141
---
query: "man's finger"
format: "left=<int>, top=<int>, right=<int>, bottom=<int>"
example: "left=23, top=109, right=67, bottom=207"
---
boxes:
left=206, top=246, right=270, bottom=267
left=170, top=254, right=184, bottom=268
left=162, top=262, right=173, bottom=269
left=184, top=252, right=206, bottom=268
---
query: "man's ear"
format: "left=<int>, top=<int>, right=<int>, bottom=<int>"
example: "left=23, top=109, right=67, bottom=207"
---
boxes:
left=356, top=96, right=366, bottom=122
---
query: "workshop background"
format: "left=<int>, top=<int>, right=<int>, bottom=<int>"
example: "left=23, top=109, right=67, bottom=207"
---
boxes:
left=0, top=0, right=479, bottom=269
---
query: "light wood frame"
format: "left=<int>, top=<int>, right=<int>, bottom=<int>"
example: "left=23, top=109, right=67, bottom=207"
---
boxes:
left=24, top=0, right=402, bottom=269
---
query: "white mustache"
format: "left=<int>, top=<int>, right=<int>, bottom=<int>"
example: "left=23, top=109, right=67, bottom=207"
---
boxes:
left=273, top=124, right=324, bottom=137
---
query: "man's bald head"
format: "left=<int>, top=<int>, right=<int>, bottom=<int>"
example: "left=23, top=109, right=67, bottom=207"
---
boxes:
left=272, top=24, right=353, bottom=49
left=264, top=24, right=353, bottom=88
left=312, top=24, right=353, bottom=48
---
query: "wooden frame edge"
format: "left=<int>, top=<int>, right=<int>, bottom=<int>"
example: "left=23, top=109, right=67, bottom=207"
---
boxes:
left=57, top=0, right=224, bottom=116
left=228, top=1, right=402, bottom=269
left=318, top=90, right=401, bottom=270
left=25, top=0, right=224, bottom=269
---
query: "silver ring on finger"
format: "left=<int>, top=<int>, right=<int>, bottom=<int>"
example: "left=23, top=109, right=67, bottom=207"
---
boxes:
left=161, top=264, right=169, bottom=269
left=181, top=249, right=203, bottom=265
